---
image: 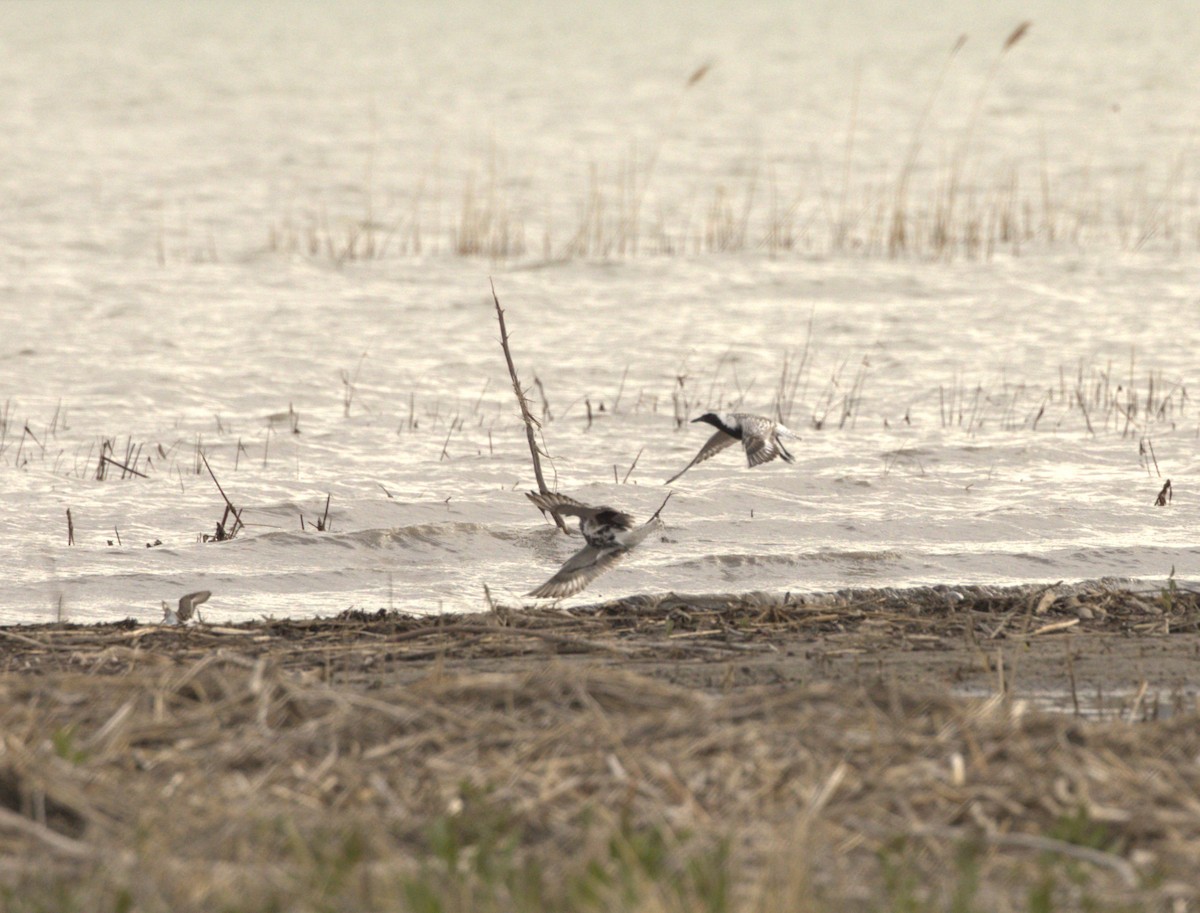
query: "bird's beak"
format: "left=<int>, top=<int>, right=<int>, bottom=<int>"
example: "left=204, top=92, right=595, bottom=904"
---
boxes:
left=689, top=416, right=702, bottom=423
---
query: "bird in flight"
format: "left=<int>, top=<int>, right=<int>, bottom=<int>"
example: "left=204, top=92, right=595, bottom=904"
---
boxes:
left=526, top=491, right=671, bottom=598
left=666, top=412, right=797, bottom=484
left=161, top=589, right=211, bottom=625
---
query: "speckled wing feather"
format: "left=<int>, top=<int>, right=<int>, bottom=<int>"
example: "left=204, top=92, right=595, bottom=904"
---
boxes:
left=734, top=414, right=793, bottom=467
left=527, top=512, right=665, bottom=599
left=526, top=491, right=595, bottom=518
left=742, top=435, right=777, bottom=466
left=664, top=429, right=737, bottom=484
left=527, top=543, right=628, bottom=598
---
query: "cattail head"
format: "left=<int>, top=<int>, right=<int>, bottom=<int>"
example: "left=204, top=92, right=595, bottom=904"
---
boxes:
left=1003, top=21, right=1031, bottom=52
left=686, top=62, right=713, bottom=88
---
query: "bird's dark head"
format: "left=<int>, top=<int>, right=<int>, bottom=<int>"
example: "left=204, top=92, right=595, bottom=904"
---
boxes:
left=692, top=412, right=722, bottom=428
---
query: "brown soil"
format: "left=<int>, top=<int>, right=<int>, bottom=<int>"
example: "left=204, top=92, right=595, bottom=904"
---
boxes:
left=1, top=583, right=1198, bottom=911
left=5, top=582, right=1196, bottom=713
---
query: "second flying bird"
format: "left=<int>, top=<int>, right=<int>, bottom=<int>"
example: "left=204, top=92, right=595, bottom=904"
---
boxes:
left=666, top=412, right=798, bottom=484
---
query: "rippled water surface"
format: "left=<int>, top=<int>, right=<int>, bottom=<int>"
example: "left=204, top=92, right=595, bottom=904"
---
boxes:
left=1, top=1, right=1198, bottom=622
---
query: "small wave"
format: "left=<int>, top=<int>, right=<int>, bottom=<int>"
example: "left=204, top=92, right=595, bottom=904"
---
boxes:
left=678, top=549, right=902, bottom=570
left=247, top=522, right=491, bottom=551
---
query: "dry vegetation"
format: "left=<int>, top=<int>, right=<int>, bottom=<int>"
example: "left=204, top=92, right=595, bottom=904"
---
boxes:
left=1, top=584, right=1199, bottom=912
left=237, top=25, right=1200, bottom=268
left=0, top=344, right=1192, bottom=512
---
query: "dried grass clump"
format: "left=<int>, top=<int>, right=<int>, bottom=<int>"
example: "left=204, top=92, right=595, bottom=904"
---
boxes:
left=1, top=588, right=1199, bottom=911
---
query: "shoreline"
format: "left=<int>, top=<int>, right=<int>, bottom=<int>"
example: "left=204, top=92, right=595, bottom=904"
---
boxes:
left=2, top=583, right=1198, bottom=910
left=3, top=581, right=1194, bottom=697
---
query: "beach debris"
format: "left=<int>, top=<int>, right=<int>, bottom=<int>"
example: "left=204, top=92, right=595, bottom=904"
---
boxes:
left=526, top=492, right=671, bottom=599
left=162, top=590, right=212, bottom=626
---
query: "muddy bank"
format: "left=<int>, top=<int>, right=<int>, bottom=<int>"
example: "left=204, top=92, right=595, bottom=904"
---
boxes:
left=1, top=583, right=1198, bottom=911
left=3, top=581, right=1196, bottom=715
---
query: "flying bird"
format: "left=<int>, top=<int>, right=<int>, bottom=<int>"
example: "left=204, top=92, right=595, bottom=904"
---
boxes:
left=666, top=412, right=797, bottom=484
left=526, top=491, right=670, bottom=598
left=161, top=589, right=212, bottom=625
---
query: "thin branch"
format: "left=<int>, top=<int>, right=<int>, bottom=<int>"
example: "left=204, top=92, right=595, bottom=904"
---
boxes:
left=491, top=279, right=567, bottom=532
left=647, top=491, right=674, bottom=523
left=201, top=452, right=243, bottom=539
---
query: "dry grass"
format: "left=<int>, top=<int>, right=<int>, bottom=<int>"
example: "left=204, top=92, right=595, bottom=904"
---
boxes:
left=1, top=585, right=1199, bottom=911
left=256, top=143, right=1200, bottom=266
left=146, top=28, right=1199, bottom=266
left=0, top=345, right=1191, bottom=477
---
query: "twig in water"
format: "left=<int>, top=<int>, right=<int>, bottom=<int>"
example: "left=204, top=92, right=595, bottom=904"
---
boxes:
left=99, top=454, right=148, bottom=479
left=66, top=509, right=74, bottom=546
left=532, top=375, right=552, bottom=422
left=341, top=351, right=368, bottom=418
left=201, top=452, right=244, bottom=540
left=471, top=378, right=491, bottom=415
left=1155, top=479, right=1172, bottom=506
left=612, top=365, right=630, bottom=414
left=1140, top=437, right=1161, bottom=477
left=621, top=447, right=644, bottom=484
left=317, top=493, right=332, bottom=531
left=491, top=279, right=566, bottom=532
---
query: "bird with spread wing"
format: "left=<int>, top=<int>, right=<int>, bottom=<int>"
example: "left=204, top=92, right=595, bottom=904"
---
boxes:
left=525, top=491, right=671, bottom=598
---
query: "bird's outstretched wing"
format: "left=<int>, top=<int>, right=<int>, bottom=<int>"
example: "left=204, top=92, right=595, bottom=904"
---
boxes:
left=527, top=544, right=628, bottom=598
left=526, top=494, right=669, bottom=598
left=177, top=590, right=211, bottom=621
left=526, top=490, right=595, bottom=518
left=743, top=433, right=785, bottom=467
left=665, top=430, right=737, bottom=484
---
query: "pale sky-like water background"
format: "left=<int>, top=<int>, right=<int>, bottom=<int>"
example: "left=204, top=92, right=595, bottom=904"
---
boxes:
left=1, top=1, right=1198, bottom=623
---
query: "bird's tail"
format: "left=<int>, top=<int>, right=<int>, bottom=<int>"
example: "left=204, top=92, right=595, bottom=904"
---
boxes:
left=778, top=438, right=796, bottom=463
left=620, top=492, right=672, bottom=547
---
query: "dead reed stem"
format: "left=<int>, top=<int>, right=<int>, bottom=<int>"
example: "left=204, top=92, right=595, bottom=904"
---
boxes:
left=490, top=279, right=566, bottom=533
left=200, top=451, right=244, bottom=540
left=621, top=447, right=644, bottom=483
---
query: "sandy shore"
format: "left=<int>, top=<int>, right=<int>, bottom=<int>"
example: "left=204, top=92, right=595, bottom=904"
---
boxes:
left=1, top=584, right=1197, bottom=911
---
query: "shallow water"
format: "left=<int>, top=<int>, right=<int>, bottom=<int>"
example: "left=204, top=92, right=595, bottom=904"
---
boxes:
left=1, top=2, right=1198, bottom=623
left=961, top=686, right=1200, bottom=722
